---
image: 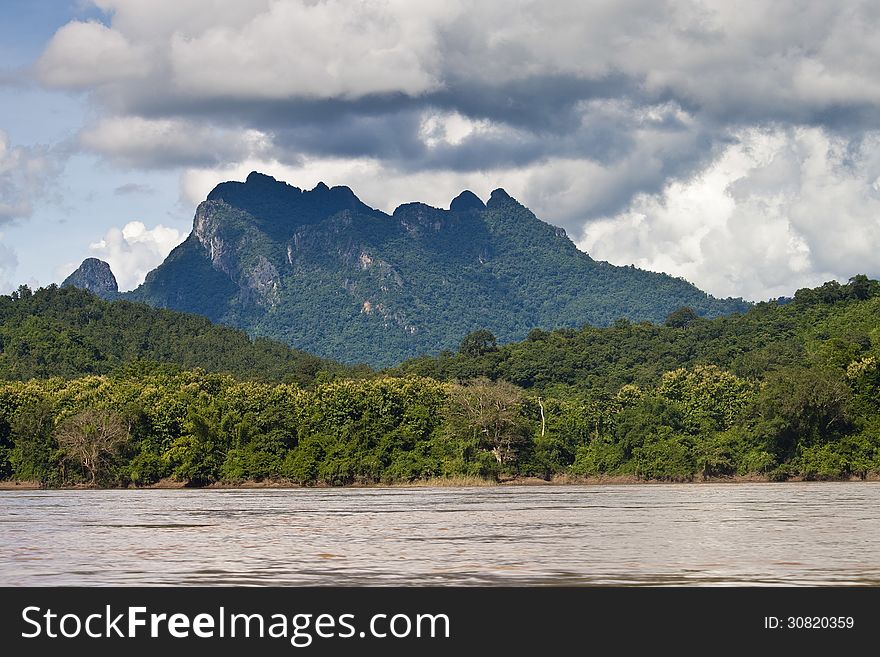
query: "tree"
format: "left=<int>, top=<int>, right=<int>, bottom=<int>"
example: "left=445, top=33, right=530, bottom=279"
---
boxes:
left=794, top=280, right=849, bottom=305
left=848, top=274, right=877, bottom=300
left=459, top=330, right=498, bottom=357
left=55, top=409, right=130, bottom=485
left=10, top=284, right=32, bottom=300
left=664, top=306, right=699, bottom=328
left=9, top=399, right=59, bottom=485
left=445, top=378, right=530, bottom=465
left=657, top=365, right=756, bottom=432
left=755, top=368, right=851, bottom=459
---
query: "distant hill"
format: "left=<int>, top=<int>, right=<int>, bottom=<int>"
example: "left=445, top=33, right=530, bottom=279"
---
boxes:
left=0, top=285, right=356, bottom=384
left=68, top=172, right=749, bottom=366
left=391, top=275, right=880, bottom=396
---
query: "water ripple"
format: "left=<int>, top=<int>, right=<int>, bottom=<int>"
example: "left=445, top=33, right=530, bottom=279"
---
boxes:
left=2, top=482, right=879, bottom=586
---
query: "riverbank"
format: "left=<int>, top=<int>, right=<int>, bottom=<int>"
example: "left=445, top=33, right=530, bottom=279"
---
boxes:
left=4, top=472, right=879, bottom=490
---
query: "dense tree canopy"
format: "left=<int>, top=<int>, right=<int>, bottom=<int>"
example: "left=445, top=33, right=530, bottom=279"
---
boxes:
left=1, top=276, right=879, bottom=486
left=391, top=275, right=880, bottom=397
left=0, top=285, right=361, bottom=385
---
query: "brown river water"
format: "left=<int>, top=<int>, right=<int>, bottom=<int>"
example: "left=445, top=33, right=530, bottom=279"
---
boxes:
left=2, top=483, right=879, bottom=586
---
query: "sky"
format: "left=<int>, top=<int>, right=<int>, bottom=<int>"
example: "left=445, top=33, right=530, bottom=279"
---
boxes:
left=1, top=0, right=879, bottom=300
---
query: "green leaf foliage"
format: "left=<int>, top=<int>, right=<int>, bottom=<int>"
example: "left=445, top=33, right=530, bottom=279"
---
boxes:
left=2, top=276, right=880, bottom=486
left=0, top=284, right=359, bottom=385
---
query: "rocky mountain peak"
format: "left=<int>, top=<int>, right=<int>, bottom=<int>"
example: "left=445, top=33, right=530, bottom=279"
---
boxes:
left=487, top=188, right=515, bottom=209
left=449, top=190, right=486, bottom=212
left=204, top=171, right=380, bottom=237
left=245, top=171, right=281, bottom=185
left=62, top=258, right=118, bottom=298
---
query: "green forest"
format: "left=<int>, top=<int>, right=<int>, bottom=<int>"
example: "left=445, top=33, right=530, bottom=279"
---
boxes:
left=1, top=276, right=879, bottom=487
left=0, top=285, right=361, bottom=384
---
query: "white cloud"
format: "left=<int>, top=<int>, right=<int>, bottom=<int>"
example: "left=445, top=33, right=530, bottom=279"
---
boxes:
left=36, top=2, right=880, bottom=115
left=89, top=220, right=185, bottom=290
left=0, top=130, right=60, bottom=222
left=90, top=0, right=275, bottom=42
left=40, top=1, right=446, bottom=99
left=0, top=236, right=19, bottom=294
left=36, top=20, right=152, bottom=88
left=79, top=116, right=274, bottom=168
left=419, top=111, right=493, bottom=148
left=579, top=127, right=880, bottom=300
left=168, top=0, right=443, bottom=99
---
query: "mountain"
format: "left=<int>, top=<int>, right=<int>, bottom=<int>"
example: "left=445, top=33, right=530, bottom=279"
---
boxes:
left=75, top=172, right=749, bottom=366
left=61, top=258, right=118, bottom=298
left=0, top=284, right=355, bottom=384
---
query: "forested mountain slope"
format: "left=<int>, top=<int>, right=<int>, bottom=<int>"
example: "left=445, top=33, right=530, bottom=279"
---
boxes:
left=0, top=285, right=356, bottom=385
left=392, top=276, right=880, bottom=396
left=94, top=172, right=751, bottom=366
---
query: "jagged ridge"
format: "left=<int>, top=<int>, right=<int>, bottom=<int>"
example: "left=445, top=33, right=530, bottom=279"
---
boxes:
left=66, top=173, right=748, bottom=366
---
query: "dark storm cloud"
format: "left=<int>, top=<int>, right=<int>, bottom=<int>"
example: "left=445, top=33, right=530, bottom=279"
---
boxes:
left=78, top=71, right=737, bottom=218
left=429, top=73, right=643, bottom=133
left=264, top=95, right=639, bottom=168
left=113, top=71, right=642, bottom=143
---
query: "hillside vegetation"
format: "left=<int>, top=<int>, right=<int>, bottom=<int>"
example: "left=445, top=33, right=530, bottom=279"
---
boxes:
left=1, top=277, right=879, bottom=486
left=392, top=276, right=880, bottom=396
left=0, top=285, right=357, bottom=385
